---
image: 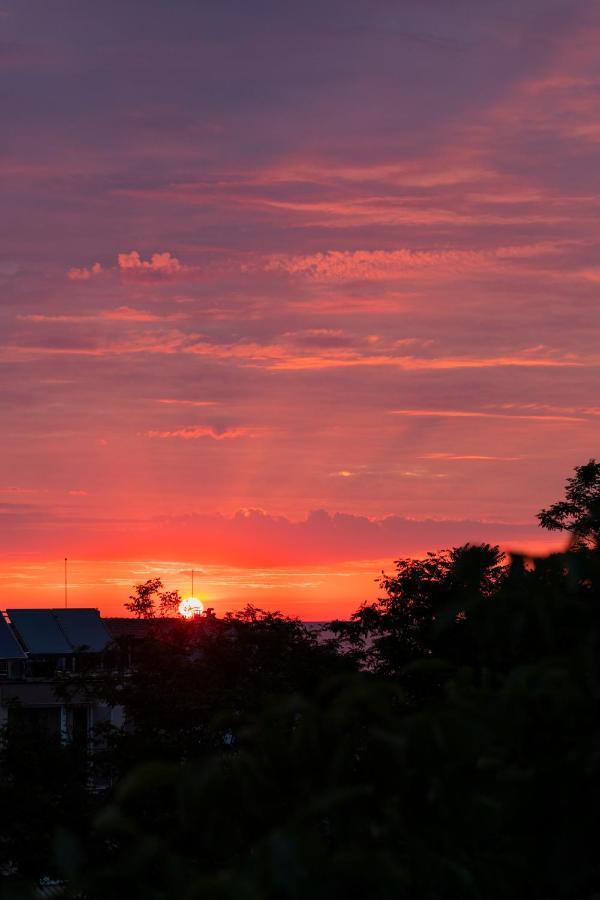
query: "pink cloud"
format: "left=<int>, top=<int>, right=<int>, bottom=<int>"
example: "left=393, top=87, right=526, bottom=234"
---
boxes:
left=145, top=426, right=256, bottom=441
left=256, top=157, right=496, bottom=189
left=103, top=306, right=187, bottom=322
left=19, top=307, right=187, bottom=323
left=263, top=352, right=588, bottom=373
left=263, top=244, right=563, bottom=283
left=67, top=261, right=102, bottom=281
left=1, top=329, right=193, bottom=359
left=0, top=505, right=562, bottom=568
left=156, top=399, right=217, bottom=407
left=5, top=327, right=594, bottom=375
left=66, top=252, right=192, bottom=282
left=117, top=250, right=183, bottom=276
left=477, top=23, right=600, bottom=150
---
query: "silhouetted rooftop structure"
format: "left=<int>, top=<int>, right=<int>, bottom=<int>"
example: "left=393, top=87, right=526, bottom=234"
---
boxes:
left=0, top=608, right=126, bottom=759
left=104, top=616, right=177, bottom=641
left=1, top=608, right=112, bottom=658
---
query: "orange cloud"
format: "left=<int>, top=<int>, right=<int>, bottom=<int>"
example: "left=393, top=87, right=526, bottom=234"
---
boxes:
left=263, top=243, right=563, bottom=283
left=263, top=352, right=588, bottom=373
left=117, top=250, right=183, bottom=275
left=420, top=454, right=523, bottom=461
left=19, top=307, right=187, bottom=323
left=156, top=398, right=217, bottom=407
left=66, top=252, right=191, bottom=282
left=103, top=306, right=188, bottom=322
left=390, top=408, right=586, bottom=422
left=1, top=329, right=194, bottom=359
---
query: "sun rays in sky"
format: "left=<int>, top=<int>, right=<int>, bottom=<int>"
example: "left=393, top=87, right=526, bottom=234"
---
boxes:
left=1, top=0, right=597, bottom=614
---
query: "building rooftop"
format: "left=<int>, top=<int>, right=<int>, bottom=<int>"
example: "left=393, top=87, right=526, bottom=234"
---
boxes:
left=0, top=608, right=112, bottom=659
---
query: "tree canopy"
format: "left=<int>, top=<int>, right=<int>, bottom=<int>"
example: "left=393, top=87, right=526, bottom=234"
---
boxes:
left=537, top=458, right=600, bottom=548
left=124, top=578, right=181, bottom=618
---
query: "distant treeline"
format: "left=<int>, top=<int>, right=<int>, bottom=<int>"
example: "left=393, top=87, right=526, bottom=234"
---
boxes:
left=2, top=460, right=600, bottom=900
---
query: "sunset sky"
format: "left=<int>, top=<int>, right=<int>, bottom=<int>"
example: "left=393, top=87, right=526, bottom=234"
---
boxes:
left=1, top=0, right=598, bottom=616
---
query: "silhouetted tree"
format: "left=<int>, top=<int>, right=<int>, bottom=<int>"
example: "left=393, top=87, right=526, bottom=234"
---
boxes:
left=157, top=589, right=181, bottom=617
left=537, top=458, right=600, bottom=548
left=124, top=578, right=181, bottom=618
left=330, top=543, right=506, bottom=690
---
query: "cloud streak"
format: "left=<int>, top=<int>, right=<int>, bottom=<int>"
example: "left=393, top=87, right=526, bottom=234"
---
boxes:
left=145, top=426, right=256, bottom=441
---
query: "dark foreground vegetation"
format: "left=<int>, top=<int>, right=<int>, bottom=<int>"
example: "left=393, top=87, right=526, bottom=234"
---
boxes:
left=2, top=461, right=600, bottom=899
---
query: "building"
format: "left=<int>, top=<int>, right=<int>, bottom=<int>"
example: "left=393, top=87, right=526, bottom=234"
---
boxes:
left=0, top=608, right=124, bottom=743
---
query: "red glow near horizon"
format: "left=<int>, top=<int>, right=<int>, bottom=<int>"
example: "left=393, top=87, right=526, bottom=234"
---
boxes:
left=0, top=2, right=597, bottom=617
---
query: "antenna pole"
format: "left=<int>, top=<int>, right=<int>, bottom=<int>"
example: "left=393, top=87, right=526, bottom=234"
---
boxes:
left=64, top=558, right=68, bottom=608
left=192, top=569, right=194, bottom=596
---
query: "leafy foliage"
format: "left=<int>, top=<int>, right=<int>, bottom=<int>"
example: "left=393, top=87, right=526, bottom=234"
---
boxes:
left=537, top=458, right=600, bottom=548
left=124, top=578, right=181, bottom=618
left=329, top=543, right=506, bottom=694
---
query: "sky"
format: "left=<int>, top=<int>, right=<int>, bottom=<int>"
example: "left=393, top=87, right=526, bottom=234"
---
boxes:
left=1, top=0, right=598, bottom=617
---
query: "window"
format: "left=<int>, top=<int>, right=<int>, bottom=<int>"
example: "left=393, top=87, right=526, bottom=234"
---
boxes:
left=8, top=706, right=62, bottom=742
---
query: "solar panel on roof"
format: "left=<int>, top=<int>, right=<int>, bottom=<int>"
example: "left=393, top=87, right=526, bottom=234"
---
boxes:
left=0, top=615, right=26, bottom=659
left=52, top=608, right=112, bottom=652
left=6, top=609, right=73, bottom=655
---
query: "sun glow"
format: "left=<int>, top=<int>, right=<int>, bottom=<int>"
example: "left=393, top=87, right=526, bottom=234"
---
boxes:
left=178, top=596, right=205, bottom=618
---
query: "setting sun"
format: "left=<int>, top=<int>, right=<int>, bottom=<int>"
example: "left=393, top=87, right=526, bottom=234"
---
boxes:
left=178, top=597, right=205, bottom=619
